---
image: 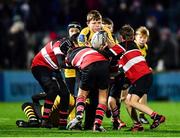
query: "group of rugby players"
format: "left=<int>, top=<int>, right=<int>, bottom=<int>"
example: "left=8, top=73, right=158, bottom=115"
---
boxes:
left=16, top=10, right=165, bottom=132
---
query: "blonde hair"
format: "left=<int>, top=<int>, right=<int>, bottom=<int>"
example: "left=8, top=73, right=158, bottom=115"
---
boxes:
left=86, top=10, right=102, bottom=23
left=135, top=26, right=149, bottom=37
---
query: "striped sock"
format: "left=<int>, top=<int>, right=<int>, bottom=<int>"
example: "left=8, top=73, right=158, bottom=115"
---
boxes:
left=76, top=96, right=86, bottom=117
left=111, top=106, right=119, bottom=120
left=94, top=103, right=107, bottom=126
left=23, top=105, right=38, bottom=121
left=59, top=110, right=68, bottom=126
left=42, top=99, right=54, bottom=119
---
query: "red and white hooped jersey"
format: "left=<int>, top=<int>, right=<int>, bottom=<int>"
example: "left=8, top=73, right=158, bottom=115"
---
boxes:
left=67, top=44, right=125, bottom=70
left=67, top=47, right=108, bottom=69
left=118, top=49, right=152, bottom=83
left=108, top=44, right=126, bottom=56
left=31, top=41, right=64, bottom=70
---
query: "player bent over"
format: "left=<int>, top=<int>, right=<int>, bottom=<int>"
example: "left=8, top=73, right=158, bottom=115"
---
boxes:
left=66, top=49, right=109, bottom=132
left=30, top=35, right=76, bottom=129
left=66, top=31, right=125, bottom=132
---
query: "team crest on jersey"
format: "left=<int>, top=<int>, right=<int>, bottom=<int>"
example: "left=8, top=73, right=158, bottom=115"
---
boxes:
left=78, top=34, right=85, bottom=42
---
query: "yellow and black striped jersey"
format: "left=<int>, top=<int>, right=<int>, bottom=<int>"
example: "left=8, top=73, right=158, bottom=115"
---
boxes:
left=78, top=26, right=115, bottom=47
left=41, top=94, right=75, bottom=115
left=134, top=40, right=148, bottom=58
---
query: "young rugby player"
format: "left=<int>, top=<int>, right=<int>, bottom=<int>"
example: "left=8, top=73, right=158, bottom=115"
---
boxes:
left=119, top=24, right=165, bottom=131
left=30, top=35, right=77, bottom=129
left=64, top=22, right=81, bottom=121
left=16, top=92, right=75, bottom=128
left=77, top=10, right=115, bottom=130
left=134, top=26, right=150, bottom=124
left=102, top=17, right=127, bottom=129
left=66, top=31, right=125, bottom=132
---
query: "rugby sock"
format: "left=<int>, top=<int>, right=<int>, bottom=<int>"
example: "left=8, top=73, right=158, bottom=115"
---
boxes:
left=59, top=111, right=68, bottom=127
left=22, top=103, right=38, bottom=121
left=68, top=95, right=76, bottom=121
left=42, top=99, right=54, bottom=119
left=117, top=99, right=121, bottom=110
left=69, top=94, right=76, bottom=109
left=76, top=96, right=86, bottom=117
left=111, top=106, right=119, bottom=120
left=69, top=107, right=76, bottom=121
left=94, top=103, right=107, bottom=126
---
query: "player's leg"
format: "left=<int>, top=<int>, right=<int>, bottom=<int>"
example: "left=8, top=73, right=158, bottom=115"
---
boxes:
left=130, top=94, right=154, bottom=115
left=47, top=94, right=75, bottom=128
left=32, top=67, right=62, bottom=128
left=68, top=94, right=76, bottom=120
left=128, top=73, right=165, bottom=130
left=125, top=94, right=144, bottom=131
left=66, top=88, right=88, bottom=130
left=65, top=77, right=76, bottom=121
left=93, top=89, right=107, bottom=132
left=93, top=61, right=109, bottom=132
left=139, top=74, right=165, bottom=128
left=54, top=72, right=70, bottom=129
left=16, top=102, right=41, bottom=127
left=108, top=76, right=127, bottom=130
left=84, top=88, right=98, bottom=130
left=67, top=65, right=93, bottom=130
left=128, top=93, right=165, bottom=129
left=139, top=94, right=149, bottom=124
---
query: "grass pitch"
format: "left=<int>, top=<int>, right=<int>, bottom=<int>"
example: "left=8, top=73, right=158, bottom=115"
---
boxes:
left=0, top=101, right=180, bottom=137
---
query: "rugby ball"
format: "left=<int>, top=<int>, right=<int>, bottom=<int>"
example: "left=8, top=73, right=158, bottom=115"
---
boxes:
left=91, top=31, right=107, bottom=49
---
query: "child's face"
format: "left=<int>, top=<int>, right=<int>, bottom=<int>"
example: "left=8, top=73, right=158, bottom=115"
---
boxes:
left=135, top=34, right=148, bottom=46
left=87, top=19, right=102, bottom=33
left=102, top=24, right=113, bottom=33
left=69, top=28, right=80, bottom=37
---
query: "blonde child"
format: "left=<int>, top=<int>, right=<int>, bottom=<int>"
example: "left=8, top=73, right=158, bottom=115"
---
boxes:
left=134, top=26, right=150, bottom=124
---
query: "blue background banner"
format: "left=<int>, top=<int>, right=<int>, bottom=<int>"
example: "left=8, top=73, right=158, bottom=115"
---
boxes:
left=0, top=71, right=180, bottom=102
left=149, top=72, right=180, bottom=101
left=0, top=71, right=42, bottom=102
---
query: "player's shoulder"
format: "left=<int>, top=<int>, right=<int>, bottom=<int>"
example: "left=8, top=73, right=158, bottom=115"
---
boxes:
left=80, top=27, right=90, bottom=35
left=102, top=26, right=110, bottom=33
left=78, top=27, right=91, bottom=46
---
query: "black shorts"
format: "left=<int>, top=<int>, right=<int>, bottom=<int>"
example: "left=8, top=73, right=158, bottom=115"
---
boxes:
left=79, top=61, right=110, bottom=91
left=129, top=73, right=153, bottom=98
left=31, top=66, right=63, bottom=91
left=109, top=73, right=125, bottom=98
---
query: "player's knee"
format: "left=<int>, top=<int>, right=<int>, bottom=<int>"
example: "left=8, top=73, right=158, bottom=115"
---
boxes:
left=128, top=100, right=139, bottom=107
left=124, top=98, right=131, bottom=107
left=108, top=96, right=116, bottom=107
left=99, top=98, right=107, bottom=105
